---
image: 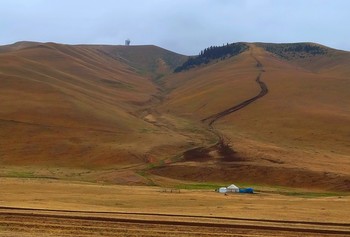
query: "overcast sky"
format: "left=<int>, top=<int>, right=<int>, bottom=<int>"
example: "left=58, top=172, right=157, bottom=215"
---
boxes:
left=1, top=0, right=350, bottom=55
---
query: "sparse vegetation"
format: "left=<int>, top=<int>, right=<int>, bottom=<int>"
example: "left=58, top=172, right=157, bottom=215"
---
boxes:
left=174, top=43, right=248, bottom=72
left=8, top=171, right=35, bottom=178
left=146, top=159, right=165, bottom=169
left=257, top=42, right=327, bottom=59
left=175, top=182, right=221, bottom=190
left=282, top=191, right=347, bottom=198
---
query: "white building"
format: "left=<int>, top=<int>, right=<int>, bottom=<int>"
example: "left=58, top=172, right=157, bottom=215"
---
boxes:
left=226, top=184, right=239, bottom=193
left=217, top=184, right=239, bottom=193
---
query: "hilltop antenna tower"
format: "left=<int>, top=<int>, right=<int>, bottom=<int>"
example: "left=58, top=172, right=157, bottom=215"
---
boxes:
left=125, top=39, right=131, bottom=46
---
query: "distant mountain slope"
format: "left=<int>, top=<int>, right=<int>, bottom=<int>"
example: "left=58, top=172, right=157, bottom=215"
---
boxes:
left=91, top=44, right=188, bottom=77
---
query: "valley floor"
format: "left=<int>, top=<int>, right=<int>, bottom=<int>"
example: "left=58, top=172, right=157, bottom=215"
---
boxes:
left=0, top=178, right=349, bottom=236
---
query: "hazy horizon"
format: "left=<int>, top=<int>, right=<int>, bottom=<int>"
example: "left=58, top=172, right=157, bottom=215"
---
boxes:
left=2, top=0, right=350, bottom=55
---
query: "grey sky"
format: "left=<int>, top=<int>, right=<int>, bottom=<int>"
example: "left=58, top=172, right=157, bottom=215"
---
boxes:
left=1, top=0, right=350, bottom=55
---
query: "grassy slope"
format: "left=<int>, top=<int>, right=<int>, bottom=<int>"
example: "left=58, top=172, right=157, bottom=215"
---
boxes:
left=155, top=43, right=350, bottom=190
left=217, top=45, right=350, bottom=172
left=88, top=44, right=188, bottom=77
left=0, top=42, right=189, bottom=169
left=1, top=41, right=349, bottom=190
left=159, top=49, right=260, bottom=119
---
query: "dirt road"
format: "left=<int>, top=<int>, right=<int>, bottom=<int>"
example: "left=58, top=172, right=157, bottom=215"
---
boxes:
left=202, top=57, right=268, bottom=127
left=194, top=54, right=268, bottom=157
left=1, top=207, right=349, bottom=237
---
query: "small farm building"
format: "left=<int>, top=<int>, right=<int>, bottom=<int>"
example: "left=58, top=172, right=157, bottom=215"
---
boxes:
left=216, top=184, right=254, bottom=194
left=227, top=184, right=239, bottom=193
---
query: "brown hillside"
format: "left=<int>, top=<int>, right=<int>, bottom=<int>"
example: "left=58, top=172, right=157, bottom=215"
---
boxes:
left=154, top=43, right=350, bottom=191
left=89, top=44, right=188, bottom=77
left=0, top=42, right=190, bottom=168
left=256, top=42, right=350, bottom=76
left=1, top=41, right=349, bottom=190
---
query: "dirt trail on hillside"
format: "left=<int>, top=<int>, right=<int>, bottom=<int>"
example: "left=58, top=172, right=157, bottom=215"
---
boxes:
left=202, top=56, right=267, bottom=127
left=151, top=50, right=350, bottom=191
left=187, top=53, right=268, bottom=159
left=176, top=50, right=268, bottom=162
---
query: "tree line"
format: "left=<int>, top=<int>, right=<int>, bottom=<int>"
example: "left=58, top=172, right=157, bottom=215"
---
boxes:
left=174, top=43, right=248, bottom=73
left=258, top=43, right=327, bottom=59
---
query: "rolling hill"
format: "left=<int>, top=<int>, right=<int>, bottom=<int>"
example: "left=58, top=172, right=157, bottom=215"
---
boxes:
left=0, top=42, right=190, bottom=171
left=0, top=41, right=349, bottom=190
left=153, top=42, right=350, bottom=190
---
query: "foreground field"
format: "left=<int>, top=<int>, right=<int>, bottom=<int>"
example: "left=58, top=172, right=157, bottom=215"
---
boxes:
left=2, top=209, right=350, bottom=237
left=0, top=178, right=349, bottom=236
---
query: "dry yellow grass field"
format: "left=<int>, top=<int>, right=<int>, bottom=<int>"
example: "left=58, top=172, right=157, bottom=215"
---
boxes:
left=0, top=178, right=349, bottom=236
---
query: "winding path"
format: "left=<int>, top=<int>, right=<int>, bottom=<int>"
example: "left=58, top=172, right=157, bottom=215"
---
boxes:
left=202, top=56, right=268, bottom=127
left=193, top=54, right=269, bottom=156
